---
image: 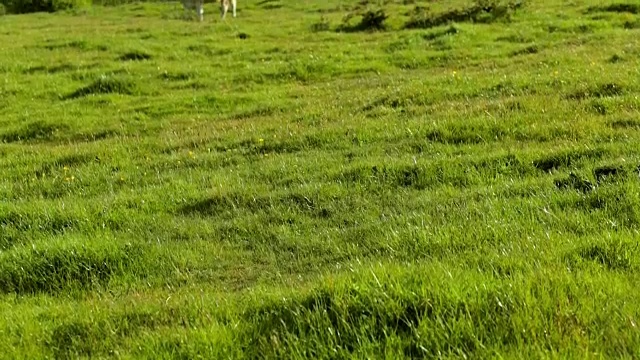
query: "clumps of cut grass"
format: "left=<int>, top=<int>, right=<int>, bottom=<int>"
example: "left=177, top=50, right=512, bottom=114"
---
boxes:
left=608, top=119, right=640, bottom=129
left=554, top=173, right=594, bottom=193
left=586, top=3, right=640, bottom=15
left=588, top=101, right=607, bottom=115
left=340, top=155, right=531, bottom=190
left=594, top=165, right=626, bottom=184
left=48, top=307, right=197, bottom=358
left=532, top=148, right=606, bottom=172
left=241, top=266, right=636, bottom=358
left=159, top=71, right=193, bottom=81
left=0, top=240, right=144, bottom=294
left=23, top=63, right=75, bottom=74
left=118, top=50, right=152, bottom=61
left=422, top=25, right=459, bottom=40
left=178, top=191, right=336, bottom=220
left=338, top=9, right=388, bottom=32
left=0, top=120, right=70, bottom=143
left=63, top=75, right=137, bottom=100
left=609, top=54, right=624, bottom=63
left=510, top=44, right=539, bottom=56
left=562, top=185, right=640, bottom=228
left=310, top=15, right=330, bottom=32
left=34, top=153, right=98, bottom=178
left=70, top=129, right=120, bottom=143
left=565, top=240, right=638, bottom=271
left=214, top=134, right=335, bottom=156
left=566, top=83, right=624, bottom=100
left=623, top=20, right=640, bottom=29
left=404, top=0, right=524, bottom=29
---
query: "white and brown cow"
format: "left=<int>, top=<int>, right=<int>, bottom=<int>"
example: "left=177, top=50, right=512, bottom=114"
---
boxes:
left=182, top=0, right=236, bottom=21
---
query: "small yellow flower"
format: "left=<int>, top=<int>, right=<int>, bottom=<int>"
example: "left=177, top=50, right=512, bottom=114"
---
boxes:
left=120, top=176, right=125, bottom=181
left=259, top=138, right=264, bottom=143
left=63, top=166, right=69, bottom=171
left=188, top=151, right=195, bottom=158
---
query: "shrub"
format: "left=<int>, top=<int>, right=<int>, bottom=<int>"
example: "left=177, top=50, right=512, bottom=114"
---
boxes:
left=2, top=0, right=88, bottom=14
left=405, top=0, right=523, bottom=29
left=338, top=9, right=388, bottom=32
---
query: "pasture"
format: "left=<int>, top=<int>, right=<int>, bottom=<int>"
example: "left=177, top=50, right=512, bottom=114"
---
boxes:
left=1, top=0, right=640, bottom=357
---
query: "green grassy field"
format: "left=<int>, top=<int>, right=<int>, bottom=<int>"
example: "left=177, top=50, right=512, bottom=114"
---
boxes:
left=1, top=0, right=640, bottom=357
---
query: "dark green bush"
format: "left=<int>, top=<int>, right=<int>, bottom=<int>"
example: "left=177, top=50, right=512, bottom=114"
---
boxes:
left=1, top=0, right=87, bottom=14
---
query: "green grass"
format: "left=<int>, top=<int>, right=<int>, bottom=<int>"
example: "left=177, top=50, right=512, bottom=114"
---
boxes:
left=1, top=0, right=640, bottom=357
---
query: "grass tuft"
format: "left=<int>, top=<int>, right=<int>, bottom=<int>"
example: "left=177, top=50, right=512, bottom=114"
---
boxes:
left=404, top=0, right=524, bottom=29
left=118, top=50, right=152, bottom=61
left=63, top=75, right=137, bottom=99
left=0, top=240, right=144, bottom=294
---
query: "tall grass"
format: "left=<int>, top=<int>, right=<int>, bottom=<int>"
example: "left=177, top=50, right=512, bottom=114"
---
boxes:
left=0, top=0, right=639, bottom=357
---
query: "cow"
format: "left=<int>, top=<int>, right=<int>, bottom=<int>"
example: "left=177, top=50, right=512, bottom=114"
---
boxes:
left=220, top=0, right=237, bottom=19
left=182, top=0, right=236, bottom=21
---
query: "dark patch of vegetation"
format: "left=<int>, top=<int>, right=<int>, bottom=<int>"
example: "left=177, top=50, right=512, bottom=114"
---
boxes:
left=48, top=308, right=190, bottom=358
left=179, top=194, right=272, bottom=217
left=63, top=75, right=137, bottom=100
left=0, top=242, right=142, bottom=294
left=41, top=40, right=106, bottom=51
left=495, top=34, right=531, bottom=43
left=554, top=173, right=594, bottom=193
left=118, top=51, right=152, bottom=61
left=1, top=0, right=85, bottom=14
left=422, top=25, right=459, bottom=40
left=510, top=44, right=539, bottom=56
left=608, top=119, right=640, bottom=129
left=566, top=241, right=637, bottom=271
left=238, top=32, right=249, bottom=39
left=185, top=44, right=231, bottom=56
left=70, top=129, right=119, bottom=143
left=622, top=20, right=640, bottom=29
left=608, top=54, right=624, bottom=63
left=310, top=16, right=330, bottom=32
left=242, top=278, right=555, bottom=359
left=159, top=71, right=193, bottom=81
left=0, top=121, right=70, bottom=143
left=589, top=101, right=607, bottom=115
left=586, top=3, right=640, bottom=15
left=23, top=64, right=75, bottom=74
left=404, top=0, right=524, bottom=29
left=214, top=133, right=334, bottom=156
left=566, top=83, right=624, bottom=100
left=338, top=9, right=388, bottom=32
left=532, top=148, right=605, bottom=172
left=594, top=165, right=626, bottom=184
left=179, top=192, right=335, bottom=220
left=34, top=153, right=98, bottom=178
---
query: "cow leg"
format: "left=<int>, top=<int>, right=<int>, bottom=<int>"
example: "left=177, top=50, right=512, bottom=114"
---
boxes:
left=220, top=0, right=228, bottom=19
left=196, top=2, right=203, bottom=21
left=232, top=0, right=236, bottom=17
